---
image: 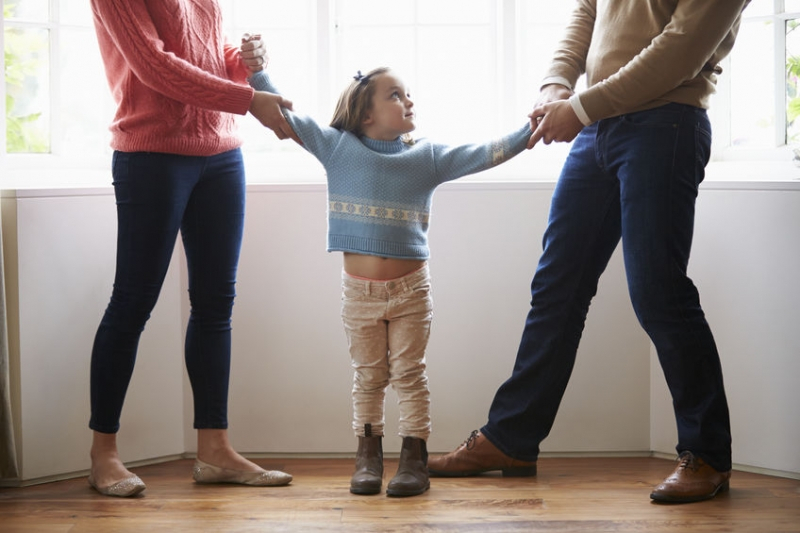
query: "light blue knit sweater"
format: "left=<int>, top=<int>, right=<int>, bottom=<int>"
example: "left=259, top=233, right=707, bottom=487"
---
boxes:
left=250, top=71, right=531, bottom=260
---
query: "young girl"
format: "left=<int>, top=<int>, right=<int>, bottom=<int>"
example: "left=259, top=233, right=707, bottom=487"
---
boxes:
left=246, top=61, right=531, bottom=497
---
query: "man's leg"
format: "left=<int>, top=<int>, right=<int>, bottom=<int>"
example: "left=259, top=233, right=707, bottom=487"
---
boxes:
left=429, top=124, right=624, bottom=475
left=610, top=103, right=732, bottom=502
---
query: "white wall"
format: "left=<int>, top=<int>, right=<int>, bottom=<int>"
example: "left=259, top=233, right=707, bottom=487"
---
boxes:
left=2, top=179, right=798, bottom=483
left=2, top=191, right=186, bottom=481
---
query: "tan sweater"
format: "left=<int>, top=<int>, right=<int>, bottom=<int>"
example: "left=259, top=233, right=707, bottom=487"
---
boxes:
left=543, top=0, right=750, bottom=124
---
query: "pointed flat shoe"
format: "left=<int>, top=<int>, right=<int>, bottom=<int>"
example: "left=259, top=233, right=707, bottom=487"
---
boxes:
left=88, top=474, right=146, bottom=497
left=192, top=459, right=292, bottom=486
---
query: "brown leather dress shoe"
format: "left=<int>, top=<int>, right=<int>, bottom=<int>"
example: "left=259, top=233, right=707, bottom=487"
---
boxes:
left=428, top=430, right=536, bottom=477
left=650, top=452, right=731, bottom=503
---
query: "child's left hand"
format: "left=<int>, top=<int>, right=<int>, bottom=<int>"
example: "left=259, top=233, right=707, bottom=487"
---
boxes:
left=240, top=33, right=268, bottom=74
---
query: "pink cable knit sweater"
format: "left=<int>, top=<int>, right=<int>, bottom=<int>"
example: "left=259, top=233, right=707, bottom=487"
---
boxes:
left=90, top=0, right=254, bottom=156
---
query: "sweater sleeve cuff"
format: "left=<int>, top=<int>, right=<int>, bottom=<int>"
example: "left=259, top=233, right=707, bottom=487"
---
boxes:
left=569, top=94, right=592, bottom=126
left=228, top=84, right=255, bottom=116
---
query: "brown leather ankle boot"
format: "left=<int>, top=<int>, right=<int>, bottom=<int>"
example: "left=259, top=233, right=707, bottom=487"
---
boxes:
left=349, top=424, right=383, bottom=495
left=386, top=436, right=429, bottom=497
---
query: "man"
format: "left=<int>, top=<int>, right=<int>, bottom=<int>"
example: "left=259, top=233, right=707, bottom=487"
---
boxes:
left=428, top=0, right=750, bottom=503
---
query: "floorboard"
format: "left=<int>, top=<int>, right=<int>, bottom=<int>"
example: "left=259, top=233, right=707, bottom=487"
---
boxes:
left=1, top=457, right=798, bottom=532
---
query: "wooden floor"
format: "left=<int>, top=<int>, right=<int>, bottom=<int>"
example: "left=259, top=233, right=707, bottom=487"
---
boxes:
left=1, top=457, right=798, bottom=532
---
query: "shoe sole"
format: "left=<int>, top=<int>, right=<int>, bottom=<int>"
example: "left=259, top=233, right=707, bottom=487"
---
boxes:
left=386, top=482, right=430, bottom=497
left=88, top=477, right=146, bottom=498
left=428, top=465, right=537, bottom=478
left=350, top=486, right=382, bottom=495
left=650, top=480, right=730, bottom=503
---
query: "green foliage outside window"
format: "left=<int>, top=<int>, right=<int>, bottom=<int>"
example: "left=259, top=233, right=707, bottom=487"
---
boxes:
left=787, top=21, right=800, bottom=145
left=788, top=55, right=800, bottom=142
left=4, top=2, right=49, bottom=153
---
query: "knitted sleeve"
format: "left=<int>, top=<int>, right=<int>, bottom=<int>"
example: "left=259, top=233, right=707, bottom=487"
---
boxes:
left=248, top=70, right=344, bottom=164
left=223, top=42, right=250, bottom=84
left=90, top=0, right=253, bottom=115
left=541, top=0, right=595, bottom=90
left=431, top=123, right=532, bottom=183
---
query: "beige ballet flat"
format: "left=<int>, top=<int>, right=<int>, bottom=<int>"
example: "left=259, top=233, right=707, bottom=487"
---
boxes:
left=88, top=474, right=146, bottom=497
left=192, top=459, right=292, bottom=486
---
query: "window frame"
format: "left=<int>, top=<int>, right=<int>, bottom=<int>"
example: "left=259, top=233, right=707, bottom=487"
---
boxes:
left=3, top=0, right=799, bottom=188
left=707, top=2, right=800, bottom=164
left=3, top=0, right=116, bottom=183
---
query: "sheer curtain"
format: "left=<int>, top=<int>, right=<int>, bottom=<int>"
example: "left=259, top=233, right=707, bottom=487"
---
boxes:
left=0, top=207, right=20, bottom=480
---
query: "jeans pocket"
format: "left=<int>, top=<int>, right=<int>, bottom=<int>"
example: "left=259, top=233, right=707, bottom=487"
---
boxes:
left=695, top=124, right=712, bottom=169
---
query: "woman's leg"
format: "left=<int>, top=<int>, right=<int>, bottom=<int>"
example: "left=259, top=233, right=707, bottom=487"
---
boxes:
left=177, top=149, right=263, bottom=472
left=90, top=151, right=197, bottom=487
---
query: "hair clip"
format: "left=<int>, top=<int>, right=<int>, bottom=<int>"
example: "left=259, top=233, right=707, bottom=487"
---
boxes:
left=353, top=70, right=368, bottom=83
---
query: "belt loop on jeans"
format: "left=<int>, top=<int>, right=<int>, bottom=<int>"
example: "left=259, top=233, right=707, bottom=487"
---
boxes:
left=398, top=277, right=409, bottom=293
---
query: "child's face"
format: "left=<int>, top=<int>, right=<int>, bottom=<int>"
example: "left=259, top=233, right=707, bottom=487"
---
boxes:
left=361, top=72, right=415, bottom=141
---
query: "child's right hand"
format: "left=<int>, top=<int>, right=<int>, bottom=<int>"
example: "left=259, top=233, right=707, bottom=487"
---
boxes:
left=240, top=33, right=267, bottom=75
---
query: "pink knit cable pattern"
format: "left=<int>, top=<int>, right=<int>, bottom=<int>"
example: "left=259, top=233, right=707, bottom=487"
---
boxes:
left=91, top=0, right=254, bottom=155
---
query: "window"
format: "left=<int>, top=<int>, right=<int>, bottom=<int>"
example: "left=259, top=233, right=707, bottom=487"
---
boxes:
left=4, top=0, right=51, bottom=154
left=1, top=0, right=794, bottom=187
left=711, top=0, right=800, bottom=159
left=3, top=0, right=115, bottom=171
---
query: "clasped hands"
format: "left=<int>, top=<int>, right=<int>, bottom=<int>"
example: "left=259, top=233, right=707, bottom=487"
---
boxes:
left=240, top=33, right=300, bottom=144
left=526, top=84, right=585, bottom=149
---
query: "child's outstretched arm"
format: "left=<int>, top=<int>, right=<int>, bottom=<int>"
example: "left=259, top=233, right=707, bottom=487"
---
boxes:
left=432, top=123, right=533, bottom=183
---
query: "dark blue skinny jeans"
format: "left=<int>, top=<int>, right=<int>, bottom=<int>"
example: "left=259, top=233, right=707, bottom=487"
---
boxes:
left=482, top=103, right=732, bottom=472
left=89, top=149, right=246, bottom=433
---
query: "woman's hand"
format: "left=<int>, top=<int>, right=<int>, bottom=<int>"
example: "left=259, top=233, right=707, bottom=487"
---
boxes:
left=248, top=91, right=301, bottom=144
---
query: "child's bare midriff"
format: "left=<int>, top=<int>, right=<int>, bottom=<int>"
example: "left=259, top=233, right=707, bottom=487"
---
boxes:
left=343, top=252, right=426, bottom=281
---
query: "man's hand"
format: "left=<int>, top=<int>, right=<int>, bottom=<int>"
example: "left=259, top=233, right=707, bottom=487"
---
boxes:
left=535, top=83, right=574, bottom=107
left=249, top=91, right=301, bottom=144
left=240, top=33, right=268, bottom=74
left=527, top=84, right=583, bottom=149
left=528, top=100, right=584, bottom=148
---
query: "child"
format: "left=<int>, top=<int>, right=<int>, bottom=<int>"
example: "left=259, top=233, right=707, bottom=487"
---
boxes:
left=247, top=60, right=532, bottom=497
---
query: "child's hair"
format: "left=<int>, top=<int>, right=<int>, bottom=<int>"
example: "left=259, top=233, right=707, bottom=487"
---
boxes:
left=330, top=67, right=414, bottom=144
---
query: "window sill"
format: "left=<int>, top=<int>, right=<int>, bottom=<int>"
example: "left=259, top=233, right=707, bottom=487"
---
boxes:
left=3, top=151, right=800, bottom=195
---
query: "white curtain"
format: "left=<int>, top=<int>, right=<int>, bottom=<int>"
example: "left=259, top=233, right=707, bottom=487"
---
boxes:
left=0, top=207, right=20, bottom=480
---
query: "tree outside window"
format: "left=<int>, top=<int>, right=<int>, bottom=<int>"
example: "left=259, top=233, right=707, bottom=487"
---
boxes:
left=4, top=0, right=49, bottom=153
left=786, top=19, right=800, bottom=144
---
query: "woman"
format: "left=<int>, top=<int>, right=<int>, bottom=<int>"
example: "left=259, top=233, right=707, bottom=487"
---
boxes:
left=88, top=0, right=297, bottom=497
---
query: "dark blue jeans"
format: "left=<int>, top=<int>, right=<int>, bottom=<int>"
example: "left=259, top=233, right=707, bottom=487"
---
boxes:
left=482, top=103, right=732, bottom=472
left=89, top=149, right=246, bottom=433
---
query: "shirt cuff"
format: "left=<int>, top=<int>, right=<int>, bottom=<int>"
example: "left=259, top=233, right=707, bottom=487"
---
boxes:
left=540, top=76, right=573, bottom=91
left=569, top=94, right=592, bottom=126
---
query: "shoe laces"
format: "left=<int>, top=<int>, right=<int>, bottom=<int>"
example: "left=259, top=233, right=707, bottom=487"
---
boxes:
left=463, top=430, right=479, bottom=451
left=676, top=451, right=700, bottom=472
